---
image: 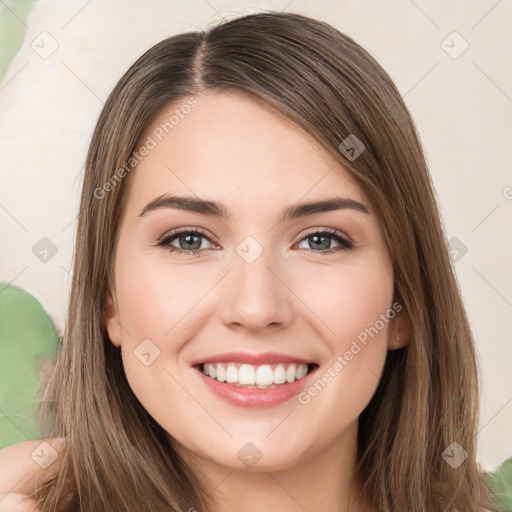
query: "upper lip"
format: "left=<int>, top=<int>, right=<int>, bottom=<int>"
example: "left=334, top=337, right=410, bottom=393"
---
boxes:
left=191, top=351, right=315, bottom=367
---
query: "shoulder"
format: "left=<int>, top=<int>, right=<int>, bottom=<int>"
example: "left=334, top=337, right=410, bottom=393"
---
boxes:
left=0, top=438, right=65, bottom=493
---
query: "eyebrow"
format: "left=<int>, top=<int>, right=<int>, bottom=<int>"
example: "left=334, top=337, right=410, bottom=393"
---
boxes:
left=138, top=194, right=369, bottom=222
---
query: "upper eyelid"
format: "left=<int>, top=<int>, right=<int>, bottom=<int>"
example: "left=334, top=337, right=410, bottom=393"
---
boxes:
left=300, top=227, right=353, bottom=243
left=157, top=226, right=353, bottom=246
left=157, top=227, right=215, bottom=244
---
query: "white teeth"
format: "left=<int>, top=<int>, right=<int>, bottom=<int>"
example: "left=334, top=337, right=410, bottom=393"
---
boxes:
left=239, top=364, right=255, bottom=385
left=216, top=364, right=226, bottom=382
left=274, top=364, right=286, bottom=384
left=256, top=365, right=274, bottom=385
left=226, top=365, right=238, bottom=384
left=286, top=364, right=296, bottom=383
left=296, top=364, right=308, bottom=379
left=201, top=362, right=311, bottom=386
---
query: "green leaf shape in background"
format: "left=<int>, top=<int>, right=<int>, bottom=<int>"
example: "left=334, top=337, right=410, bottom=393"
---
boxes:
left=486, top=457, right=512, bottom=511
left=0, top=0, right=38, bottom=83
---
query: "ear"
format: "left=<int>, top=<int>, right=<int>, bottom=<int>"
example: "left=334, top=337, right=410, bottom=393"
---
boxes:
left=104, top=289, right=122, bottom=347
left=387, top=302, right=412, bottom=351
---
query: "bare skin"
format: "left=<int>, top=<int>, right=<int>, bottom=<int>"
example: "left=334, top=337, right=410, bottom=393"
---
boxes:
left=0, top=438, right=65, bottom=511
left=1, top=92, right=410, bottom=511
left=104, top=91, right=411, bottom=512
left=0, top=93, right=491, bottom=512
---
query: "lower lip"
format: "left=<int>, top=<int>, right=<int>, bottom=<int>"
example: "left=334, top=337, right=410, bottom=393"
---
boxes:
left=193, top=365, right=319, bottom=408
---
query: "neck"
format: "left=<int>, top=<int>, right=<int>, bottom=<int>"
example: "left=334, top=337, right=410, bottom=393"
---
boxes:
left=171, top=420, right=374, bottom=512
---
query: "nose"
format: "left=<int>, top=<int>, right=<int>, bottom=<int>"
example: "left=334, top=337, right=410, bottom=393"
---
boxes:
left=218, top=247, right=295, bottom=333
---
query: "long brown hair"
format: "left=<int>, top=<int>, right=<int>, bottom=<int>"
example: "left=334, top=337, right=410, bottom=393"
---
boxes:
left=35, top=11, right=496, bottom=511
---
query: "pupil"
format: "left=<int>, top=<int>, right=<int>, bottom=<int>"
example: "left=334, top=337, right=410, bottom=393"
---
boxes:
left=181, top=234, right=201, bottom=250
left=310, top=235, right=330, bottom=251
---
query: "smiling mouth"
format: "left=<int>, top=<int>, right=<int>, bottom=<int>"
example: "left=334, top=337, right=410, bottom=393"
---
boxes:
left=193, top=362, right=319, bottom=389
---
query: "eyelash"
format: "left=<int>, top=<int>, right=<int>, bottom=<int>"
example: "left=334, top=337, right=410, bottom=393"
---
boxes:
left=155, top=227, right=354, bottom=256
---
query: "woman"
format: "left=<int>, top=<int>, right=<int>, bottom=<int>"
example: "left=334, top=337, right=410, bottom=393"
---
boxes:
left=0, top=11, right=496, bottom=512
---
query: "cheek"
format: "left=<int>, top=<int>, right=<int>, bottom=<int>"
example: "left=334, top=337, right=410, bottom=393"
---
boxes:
left=112, top=252, right=197, bottom=411
left=292, top=261, right=393, bottom=411
left=114, top=250, right=203, bottom=341
left=294, top=259, right=394, bottom=347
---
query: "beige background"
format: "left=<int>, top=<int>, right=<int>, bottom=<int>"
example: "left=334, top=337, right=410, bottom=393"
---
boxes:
left=0, top=0, right=510, bottom=472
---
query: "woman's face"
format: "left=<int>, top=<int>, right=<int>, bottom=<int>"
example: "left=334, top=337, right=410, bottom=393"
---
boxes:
left=105, top=91, right=409, bottom=472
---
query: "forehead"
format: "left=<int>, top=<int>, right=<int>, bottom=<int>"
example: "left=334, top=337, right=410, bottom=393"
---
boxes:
left=124, top=92, right=370, bottom=216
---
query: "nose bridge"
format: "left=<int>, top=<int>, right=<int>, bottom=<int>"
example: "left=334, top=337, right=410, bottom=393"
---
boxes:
left=218, top=236, right=294, bottom=331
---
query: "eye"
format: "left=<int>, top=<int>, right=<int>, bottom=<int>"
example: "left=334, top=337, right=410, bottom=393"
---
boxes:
left=295, top=228, right=353, bottom=254
left=156, top=228, right=217, bottom=256
left=156, top=227, right=353, bottom=256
